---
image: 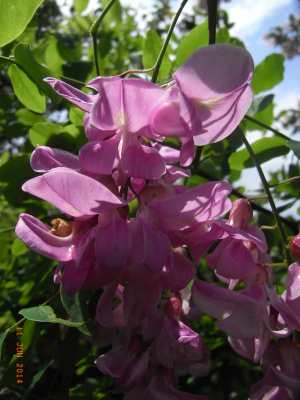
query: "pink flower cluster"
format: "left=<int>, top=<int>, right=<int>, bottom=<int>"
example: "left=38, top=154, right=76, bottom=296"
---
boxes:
left=15, top=44, right=300, bottom=399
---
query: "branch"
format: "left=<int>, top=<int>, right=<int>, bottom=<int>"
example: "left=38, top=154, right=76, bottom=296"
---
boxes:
left=207, top=0, right=218, bottom=44
left=245, top=115, right=290, bottom=141
left=0, top=55, right=14, bottom=63
left=0, top=55, right=85, bottom=87
left=240, top=130, right=292, bottom=264
left=195, top=168, right=298, bottom=233
left=90, top=0, right=117, bottom=75
left=151, top=0, right=189, bottom=83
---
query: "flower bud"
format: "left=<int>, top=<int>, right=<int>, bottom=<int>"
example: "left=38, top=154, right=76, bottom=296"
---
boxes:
left=164, top=295, right=182, bottom=318
left=50, top=218, right=72, bottom=237
left=290, top=234, right=300, bottom=260
left=229, top=199, right=253, bottom=228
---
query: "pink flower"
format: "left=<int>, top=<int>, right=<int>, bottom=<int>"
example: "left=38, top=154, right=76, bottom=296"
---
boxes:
left=45, top=44, right=253, bottom=176
left=206, top=223, right=268, bottom=282
left=153, top=315, right=210, bottom=377
left=151, top=44, right=254, bottom=147
left=228, top=198, right=253, bottom=228
left=45, top=76, right=167, bottom=180
left=14, top=42, right=263, bottom=400
left=125, top=372, right=208, bottom=400
left=205, top=199, right=269, bottom=282
left=147, top=181, right=232, bottom=233
left=268, top=263, right=300, bottom=331
left=21, top=167, right=123, bottom=217
left=290, top=234, right=300, bottom=261
left=192, top=280, right=269, bottom=339
left=15, top=167, right=126, bottom=293
left=250, top=340, right=300, bottom=399
left=30, top=145, right=80, bottom=172
left=96, top=339, right=149, bottom=390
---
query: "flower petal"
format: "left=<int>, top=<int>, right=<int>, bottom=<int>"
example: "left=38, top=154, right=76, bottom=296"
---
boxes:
left=30, top=146, right=80, bottom=172
left=95, top=211, right=130, bottom=280
left=79, top=137, right=119, bottom=175
left=207, top=238, right=256, bottom=280
left=121, top=143, right=166, bottom=180
left=174, top=44, right=254, bottom=144
left=22, top=167, right=123, bottom=217
left=192, top=280, right=267, bottom=338
left=129, top=217, right=171, bottom=273
left=174, top=44, right=253, bottom=100
left=44, top=78, right=95, bottom=112
left=180, top=136, right=195, bottom=167
left=15, top=213, right=73, bottom=261
left=193, top=86, right=253, bottom=145
left=89, top=77, right=164, bottom=134
left=150, top=181, right=232, bottom=230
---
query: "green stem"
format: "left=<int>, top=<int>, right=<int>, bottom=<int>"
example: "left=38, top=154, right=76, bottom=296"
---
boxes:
left=59, top=75, right=85, bottom=87
left=0, top=226, right=14, bottom=234
left=245, top=115, right=289, bottom=141
left=152, top=0, right=189, bottom=83
left=261, top=225, right=277, bottom=230
left=241, top=131, right=292, bottom=264
left=266, top=262, right=288, bottom=268
left=269, top=175, right=300, bottom=187
left=0, top=55, right=85, bottom=87
left=207, top=0, right=218, bottom=44
left=90, top=0, right=117, bottom=75
left=195, top=167, right=298, bottom=233
left=119, top=67, right=154, bottom=77
left=155, top=138, right=298, bottom=233
left=1, top=290, right=59, bottom=359
left=0, top=55, right=14, bottom=63
left=4, top=317, right=26, bottom=335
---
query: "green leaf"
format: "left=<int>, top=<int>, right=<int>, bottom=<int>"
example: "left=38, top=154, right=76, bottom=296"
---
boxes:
left=44, top=36, right=64, bottom=74
left=14, top=44, right=59, bottom=102
left=277, top=200, right=296, bottom=213
left=229, top=137, right=289, bottom=171
left=0, top=0, right=44, bottom=47
left=8, top=64, right=46, bottom=113
left=288, top=139, right=300, bottom=159
left=29, top=122, right=59, bottom=146
left=0, top=151, right=9, bottom=167
left=63, top=124, right=80, bottom=137
left=60, top=287, right=91, bottom=336
left=102, top=0, right=122, bottom=24
left=245, top=102, right=274, bottom=132
left=0, top=154, right=32, bottom=206
left=16, top=108, right=45, bottom=126
left=175, top=20, right=209, bottom=67
left=19, top=305, right=84, bottom=327
left=69, top=108, right=84, bottom=126
left=252, top=54, right=284, bottom=94
left=12, top=238, right=28, bottom=256
left=24, top=360, right=54, bottom=398
left=29, top=122, right=78, bottom=146
left=20, top=305, right=57, bottom=322
left=22, top=320, right=36, bottom=352
left=216, top=27, right=230, bottom=43
left=248, top=94, right=274, bottom=115
left=0, top=329, right=10, bottom=359
left=74, top=0, right=89, bottom=14
left=143, top=30, right=171, bottom=81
